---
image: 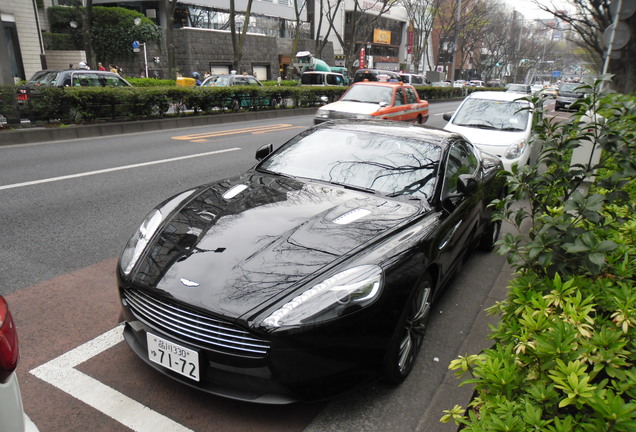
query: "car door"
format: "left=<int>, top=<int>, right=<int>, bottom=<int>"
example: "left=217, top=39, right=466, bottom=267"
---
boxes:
left=434, top=139, right=481, bottom=280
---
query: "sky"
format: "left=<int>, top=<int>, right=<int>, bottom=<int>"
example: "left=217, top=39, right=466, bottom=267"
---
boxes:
left=504, top=0, right=568, bottom=20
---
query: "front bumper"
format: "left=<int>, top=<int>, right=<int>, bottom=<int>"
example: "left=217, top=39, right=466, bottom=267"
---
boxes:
left=119, top=297, right=392, bottom=403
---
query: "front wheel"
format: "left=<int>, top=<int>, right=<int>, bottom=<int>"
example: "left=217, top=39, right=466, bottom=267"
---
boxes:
left=383, top=274, right=433, bottom=385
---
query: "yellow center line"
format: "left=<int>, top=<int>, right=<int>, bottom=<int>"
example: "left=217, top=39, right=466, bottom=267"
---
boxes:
left=172, top=124, right=298, bottom=141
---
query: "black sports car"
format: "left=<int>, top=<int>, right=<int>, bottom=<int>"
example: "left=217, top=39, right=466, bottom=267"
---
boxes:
left=117, top=120, right=505, bottom=404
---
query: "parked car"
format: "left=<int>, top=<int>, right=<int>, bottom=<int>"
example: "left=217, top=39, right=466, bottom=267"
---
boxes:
left=201, top=73, right=263, bottom=87
left=453, top=80, right=468, bottom=88
left=431, top=81, right=452, bottom=87
left=200, top=73, right=270, bottom=111
left=400, top=73, right=428, bottom=86
left=530, top=84, right=544, bottom=94
left=506, top=83, right=531, bottom=94
left=300, top=71, right=347, bottom=86
left=555, top=82, right=587, bottom=111
left=0, top=296, right=39, bottom=432
left=469, top=80, right=486, bottom=87
left=353, top=69, right=403, bottom=83
left=17, top=69, right=131, bottom=104
left=117, top=119, right=506, bottom=403
left=443, top=91, right=542, bottom=171
left=314, top=81, right=429, bottom=125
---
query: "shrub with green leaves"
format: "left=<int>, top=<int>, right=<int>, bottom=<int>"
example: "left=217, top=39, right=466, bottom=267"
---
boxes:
left=442, top=76, right=636, bottom=431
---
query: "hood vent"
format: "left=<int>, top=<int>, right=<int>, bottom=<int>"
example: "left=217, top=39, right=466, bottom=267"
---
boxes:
left=222, top=184, right=248, bottom=200
left=333, top=208, right=371, bottom=225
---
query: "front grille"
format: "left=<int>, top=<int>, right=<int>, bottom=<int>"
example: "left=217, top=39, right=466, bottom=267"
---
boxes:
left=329, top=111, right=358, bottom=120
left=123, top=288, right=270, bottom=358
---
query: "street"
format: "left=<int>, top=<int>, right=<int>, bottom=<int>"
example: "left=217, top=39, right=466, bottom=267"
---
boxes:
left=0, top=102, right=562, bottom=431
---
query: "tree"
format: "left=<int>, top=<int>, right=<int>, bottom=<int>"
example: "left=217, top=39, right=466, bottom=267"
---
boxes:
left=164, top=0, right=178, bottom=79
left=229, top=0, right=255, bottom=72
left=317, top=0, right=396, bottom=72
left=402, top=0, right=443, bottom=73
left=533, top=0, right=636, bottom=93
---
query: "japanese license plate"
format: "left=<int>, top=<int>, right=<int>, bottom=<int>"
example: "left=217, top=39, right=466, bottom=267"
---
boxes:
left=146, top=332, right=200, bottom=382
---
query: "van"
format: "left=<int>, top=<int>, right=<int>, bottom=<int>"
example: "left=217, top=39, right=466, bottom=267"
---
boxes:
left=353, top=69, right=403, bottom=83
left=300, top=71, right=347, bottom=86
left=400, top=73, right=428, bottom=85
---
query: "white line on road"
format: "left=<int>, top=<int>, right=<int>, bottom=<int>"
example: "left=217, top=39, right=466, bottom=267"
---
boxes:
left=30, top=324, right=194, bottom=432
left=0, top=147, right=241, bottom=191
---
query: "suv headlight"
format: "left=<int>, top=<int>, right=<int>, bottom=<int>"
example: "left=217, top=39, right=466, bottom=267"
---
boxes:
left=504, top=139, right=527, bottom=160
left=261, top=265, right=383, bottom=329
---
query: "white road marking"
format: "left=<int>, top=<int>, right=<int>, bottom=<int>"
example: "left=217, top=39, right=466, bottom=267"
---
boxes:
left=0, top=147, right=241, bottom=191
left=30, top=324, right=194, bottom=432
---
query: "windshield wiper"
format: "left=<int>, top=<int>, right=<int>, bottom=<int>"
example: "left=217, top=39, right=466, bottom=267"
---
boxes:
left=498, top=127, right=524, bottom=132
left=455, top=123, right=497, bottom=130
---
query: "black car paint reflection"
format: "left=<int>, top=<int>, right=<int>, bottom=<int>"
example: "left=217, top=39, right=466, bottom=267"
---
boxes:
left=117, top=120, right=505, bottom=404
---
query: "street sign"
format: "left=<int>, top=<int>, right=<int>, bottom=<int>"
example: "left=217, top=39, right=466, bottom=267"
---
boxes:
left=552, top=70, right=561, bottom=77
left=132, top=41, right=139, bottom=49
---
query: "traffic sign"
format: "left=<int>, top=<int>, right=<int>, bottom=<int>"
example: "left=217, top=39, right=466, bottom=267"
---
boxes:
left=552, top=70, right=561, bottom=77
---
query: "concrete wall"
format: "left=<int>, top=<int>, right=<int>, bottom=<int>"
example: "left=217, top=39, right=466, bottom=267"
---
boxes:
left=0, top=0, right=45, bottom=82
left=45, top=50, right=87, bottom=70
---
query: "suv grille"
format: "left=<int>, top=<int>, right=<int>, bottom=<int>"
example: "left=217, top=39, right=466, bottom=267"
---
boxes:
left=123, top=288, right=270, bottom=358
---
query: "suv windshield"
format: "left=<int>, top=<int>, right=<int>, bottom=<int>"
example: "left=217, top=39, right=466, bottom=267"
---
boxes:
left=452, top=98, right=530, bottom=131
left=559, top=83, right=583, bottom=93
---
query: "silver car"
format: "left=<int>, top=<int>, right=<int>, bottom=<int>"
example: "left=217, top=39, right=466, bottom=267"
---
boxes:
left=0, top=296, right=39, bottom=432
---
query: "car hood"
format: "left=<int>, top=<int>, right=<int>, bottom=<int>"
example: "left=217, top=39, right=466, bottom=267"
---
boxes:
left=131, top=172, right=421, bottom=318
left=320, top=100, right=382, bottom=115
left=444, top=123, right=527, bottom=148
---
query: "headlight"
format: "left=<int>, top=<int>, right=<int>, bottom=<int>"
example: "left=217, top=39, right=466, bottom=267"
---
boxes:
left=315, top=110, right=330, bottom=119
left=504, top=139, right=527, bottom=160
left=262, top=265, right=383, bottom=329
left=120, top=209, right=163, bottom=275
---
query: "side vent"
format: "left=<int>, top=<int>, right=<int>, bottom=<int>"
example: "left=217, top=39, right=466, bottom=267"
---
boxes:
left=222, top=184, right=248, bottom=200
left=333, top=208, right=371, bottom=225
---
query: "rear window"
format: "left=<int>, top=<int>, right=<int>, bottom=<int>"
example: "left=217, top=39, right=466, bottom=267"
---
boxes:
left=27, top=71, right=61, bottom=86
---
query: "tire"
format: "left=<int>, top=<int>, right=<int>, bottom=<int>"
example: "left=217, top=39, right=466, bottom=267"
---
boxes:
left=416, top=114, right=423, bottom=124
left=554, top=104, right=561, bottom=112
left=383, top=274, right=433, bottom=385
left=478, top=218, right=502, bottom=251
left=231, top=98, right=240, bottom=113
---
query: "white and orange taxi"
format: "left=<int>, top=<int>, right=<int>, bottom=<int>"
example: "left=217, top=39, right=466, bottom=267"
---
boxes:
left=314, top=80, right=429, bottom=125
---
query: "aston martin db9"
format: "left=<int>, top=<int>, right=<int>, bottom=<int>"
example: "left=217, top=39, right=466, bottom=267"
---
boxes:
left=117, top=120, right=505, bottom=404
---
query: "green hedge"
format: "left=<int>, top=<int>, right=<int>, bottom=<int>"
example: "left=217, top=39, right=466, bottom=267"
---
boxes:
left=442, top=78, right=636, bottom=431
left=9, top=82, right=493, bottom=125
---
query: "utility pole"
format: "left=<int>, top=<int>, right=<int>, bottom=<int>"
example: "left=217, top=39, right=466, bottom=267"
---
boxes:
left=449, top=0, right=462, bottom=83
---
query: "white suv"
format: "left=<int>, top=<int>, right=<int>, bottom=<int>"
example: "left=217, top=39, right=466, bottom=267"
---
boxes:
left=0, top=296, right=39, bottom=432
left=443, top=91, right=542, bottom=171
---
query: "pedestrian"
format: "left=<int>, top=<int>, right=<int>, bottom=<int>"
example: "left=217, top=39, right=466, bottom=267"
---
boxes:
left=204, top=71, right=211, bottom=79
left=78, top=61, right=90, bottom=70
left=109, top=64, right=117, bottom=73
left=98, top=62, right=106, bottom=71
left=192, top=72, right=202, bottom=86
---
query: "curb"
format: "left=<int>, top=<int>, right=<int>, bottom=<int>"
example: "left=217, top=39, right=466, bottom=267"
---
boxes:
left=0, top=107, right=318, bottom=146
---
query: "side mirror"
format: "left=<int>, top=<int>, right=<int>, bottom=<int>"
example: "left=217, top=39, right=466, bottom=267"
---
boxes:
left=442, top=112, right=453, bottom=121
left=255, top=143, right=273, bottom=161
left=379, top=101, right=389, bottom=108
left=457, top=174, right=478, bottom=196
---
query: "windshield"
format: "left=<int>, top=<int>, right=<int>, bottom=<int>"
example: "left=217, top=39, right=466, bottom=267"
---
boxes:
left=341, top=85, right=394, bottom=104
left=452, top=98, right=530, bottom=131
left=559, top=83, right=583, bottom=93
left=27, top=71, right=61, bottom=86
left=258, top=127, right=441, bottom=200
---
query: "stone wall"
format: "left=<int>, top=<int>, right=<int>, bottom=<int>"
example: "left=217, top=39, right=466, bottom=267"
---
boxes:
left=45, top=50, right=87, bottom=70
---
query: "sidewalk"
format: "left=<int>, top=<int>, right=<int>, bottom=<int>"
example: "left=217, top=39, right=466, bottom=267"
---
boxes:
left=0, top=108, right=317, bottom=146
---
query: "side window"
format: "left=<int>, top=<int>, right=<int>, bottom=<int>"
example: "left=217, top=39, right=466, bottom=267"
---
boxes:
left=443, top=140, right=479, bottom=195
left=394, top=88, right=405, bottom=106
left=247, top=77, right=260, bottom=86
left=406, top=88, right=418, bottom=103
left=234, top=77, right=247, bottom=85
left=326, top=74, right=336, bottom=85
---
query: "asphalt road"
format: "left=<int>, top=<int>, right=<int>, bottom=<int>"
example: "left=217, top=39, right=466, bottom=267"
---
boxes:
left=1, top=102, right=521, bottom=432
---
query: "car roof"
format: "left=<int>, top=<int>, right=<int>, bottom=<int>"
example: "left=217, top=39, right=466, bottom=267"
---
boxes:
left=319, top=119, right=459, bottom=146
left=467, top=91, right=532, bottom=103
left=350, top=81, right=411, bottom=88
